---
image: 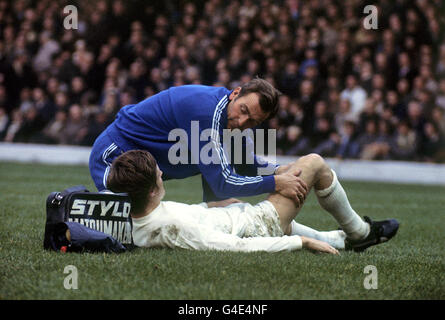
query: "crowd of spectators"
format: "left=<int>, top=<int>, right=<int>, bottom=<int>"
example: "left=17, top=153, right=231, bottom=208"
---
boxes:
left=1, top=0, right=445, bottom=162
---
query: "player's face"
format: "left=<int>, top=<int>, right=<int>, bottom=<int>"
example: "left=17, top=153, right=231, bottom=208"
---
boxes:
left=227, top=90, right=269, bottom=130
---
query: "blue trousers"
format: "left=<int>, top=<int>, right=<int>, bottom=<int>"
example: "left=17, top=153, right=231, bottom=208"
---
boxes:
left=89, top=131, right=125, bottom=191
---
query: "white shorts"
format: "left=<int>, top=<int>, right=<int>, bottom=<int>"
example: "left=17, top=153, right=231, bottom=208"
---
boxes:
left=223, top=200, right=284, bottom=238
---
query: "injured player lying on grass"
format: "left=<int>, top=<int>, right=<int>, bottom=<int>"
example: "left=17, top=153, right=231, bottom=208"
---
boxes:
left=105, top=150, right=399, bottom=254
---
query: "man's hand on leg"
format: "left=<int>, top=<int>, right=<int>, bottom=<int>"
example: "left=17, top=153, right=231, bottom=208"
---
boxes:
left=274, top=170, right=308, bottom=207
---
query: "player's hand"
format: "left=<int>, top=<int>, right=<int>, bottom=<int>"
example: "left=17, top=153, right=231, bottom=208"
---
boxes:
left=274, top=172, right=308, bottom=206
left=207, top=198, right=243, bottom=208
left=300, top=236, right=340, bottom=255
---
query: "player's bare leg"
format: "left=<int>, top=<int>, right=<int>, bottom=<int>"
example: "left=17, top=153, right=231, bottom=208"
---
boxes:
left=268, top=154, right=325, bottom=230
left=267, top=153, right=399, bottom=252
left=268, top=154, right=352, bottom=249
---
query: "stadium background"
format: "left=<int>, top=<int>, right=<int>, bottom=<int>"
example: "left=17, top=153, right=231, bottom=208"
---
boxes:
left=1, top=0, right=445, bottom=302
left=0, top=0, right=445, bottom=163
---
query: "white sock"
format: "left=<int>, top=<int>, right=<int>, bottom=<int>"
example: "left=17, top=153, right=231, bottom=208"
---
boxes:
left=315, top=170, right=370, bottom=240
left=290, top=220, right=346, bottom=249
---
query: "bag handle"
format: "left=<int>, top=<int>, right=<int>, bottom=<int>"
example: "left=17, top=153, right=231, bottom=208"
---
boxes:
left=51, top=185, right=89, bottom=205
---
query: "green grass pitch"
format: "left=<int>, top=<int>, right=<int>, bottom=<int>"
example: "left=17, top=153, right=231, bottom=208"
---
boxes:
left=0, top=161, right=444, bottom=300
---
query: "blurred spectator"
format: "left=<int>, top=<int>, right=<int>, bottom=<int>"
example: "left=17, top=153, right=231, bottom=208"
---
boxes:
left=431, top=107, right=445, bottom=139
left=299, top=79, right=317, bottom=134
left=406, top=100, right=427, bottom=139
left=358, top=98, right=380, bottom=134
left=390, top=121, right=419, bottom=161
left=0, top=85, right=8, bottom=112
left=54, top=91, right=70, bottom=113
left=59, top=104, right=87, bottom=145
left=69, top=76, right=87, bottom=105
left=356, top=118, right=391, bottom=160
left=4, top=109, right=23, bottom=143
left=279, top=125, right=310, bottom=156
left=310, top=100, right=334, bottom=148
left=436, top=78, right=445, bottom=111
left=33, top=31, right=60, bottom=73
left=14, top=106, right=46, bottom=143
left=310, top=116, right=334, bottom=150
left=336, top=120, right=360, bottom=159
left=126, top=59, right=148, bottom=101
left=386, top=90, right=406, bottom=121
left=18, top=88, right=33, bottom=114
left=420, top=122, right=444, bottom=162
left=361, top=120, right=392, bottom=160
left=280, top=60, right=299, bottom=98
left=41, top=110, right=67, bottom=144
left=355, top=119, right=379, bottom=160
left=202, top=46, right=219, bottom=85
left=312, top=131, right=340, bottom=158
left=80, top=112, right=110, bottom=146
left=340, top=74, right=367, bottom=122
left=0, top=107, right=9, bottom=140
left=286, top=101, right=304, bottom=128
left=397, top=52, right=416, bottom=85
left=397, top=78, right=412, bottom=106
left=32, top=87, right=54, bottom=124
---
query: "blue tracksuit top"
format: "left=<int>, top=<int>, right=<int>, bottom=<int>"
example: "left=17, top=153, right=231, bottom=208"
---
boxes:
left=105, top=85, right=276, bottom=198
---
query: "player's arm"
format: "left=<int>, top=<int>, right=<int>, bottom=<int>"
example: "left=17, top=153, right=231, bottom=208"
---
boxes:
left=171, top=222, right=338, bottom=254
left=170, top=221, right=304, bottom=253
left=136, top=217, right=338, bottom=254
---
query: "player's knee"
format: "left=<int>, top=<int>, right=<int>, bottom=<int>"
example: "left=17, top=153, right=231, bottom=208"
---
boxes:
left=301, top=154, right=332, bottom=181
left=285, top=153, right=329, bottom=179
left=297, top=153, right=326, bottom=170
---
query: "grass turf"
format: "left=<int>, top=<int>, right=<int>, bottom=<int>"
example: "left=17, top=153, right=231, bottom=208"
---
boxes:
left=0, top=161, right=444, bottom=300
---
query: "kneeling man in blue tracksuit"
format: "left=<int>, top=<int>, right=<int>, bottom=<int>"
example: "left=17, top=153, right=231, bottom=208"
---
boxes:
left=89, top=78, right=307, bottom=204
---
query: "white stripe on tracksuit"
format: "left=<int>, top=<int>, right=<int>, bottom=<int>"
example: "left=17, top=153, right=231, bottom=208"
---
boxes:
left=102, top=143, right=117, bottom=188
left=211, top=96, right=263, bottom=186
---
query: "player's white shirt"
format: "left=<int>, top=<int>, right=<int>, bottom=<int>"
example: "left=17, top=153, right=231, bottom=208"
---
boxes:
left=131, top=200, right=303, bottom=252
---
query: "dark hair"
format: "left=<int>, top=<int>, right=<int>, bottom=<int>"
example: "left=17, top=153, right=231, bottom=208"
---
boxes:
left=237, top=77, right=281, bottom=119
left=107, top=150, right=158, bottom=216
